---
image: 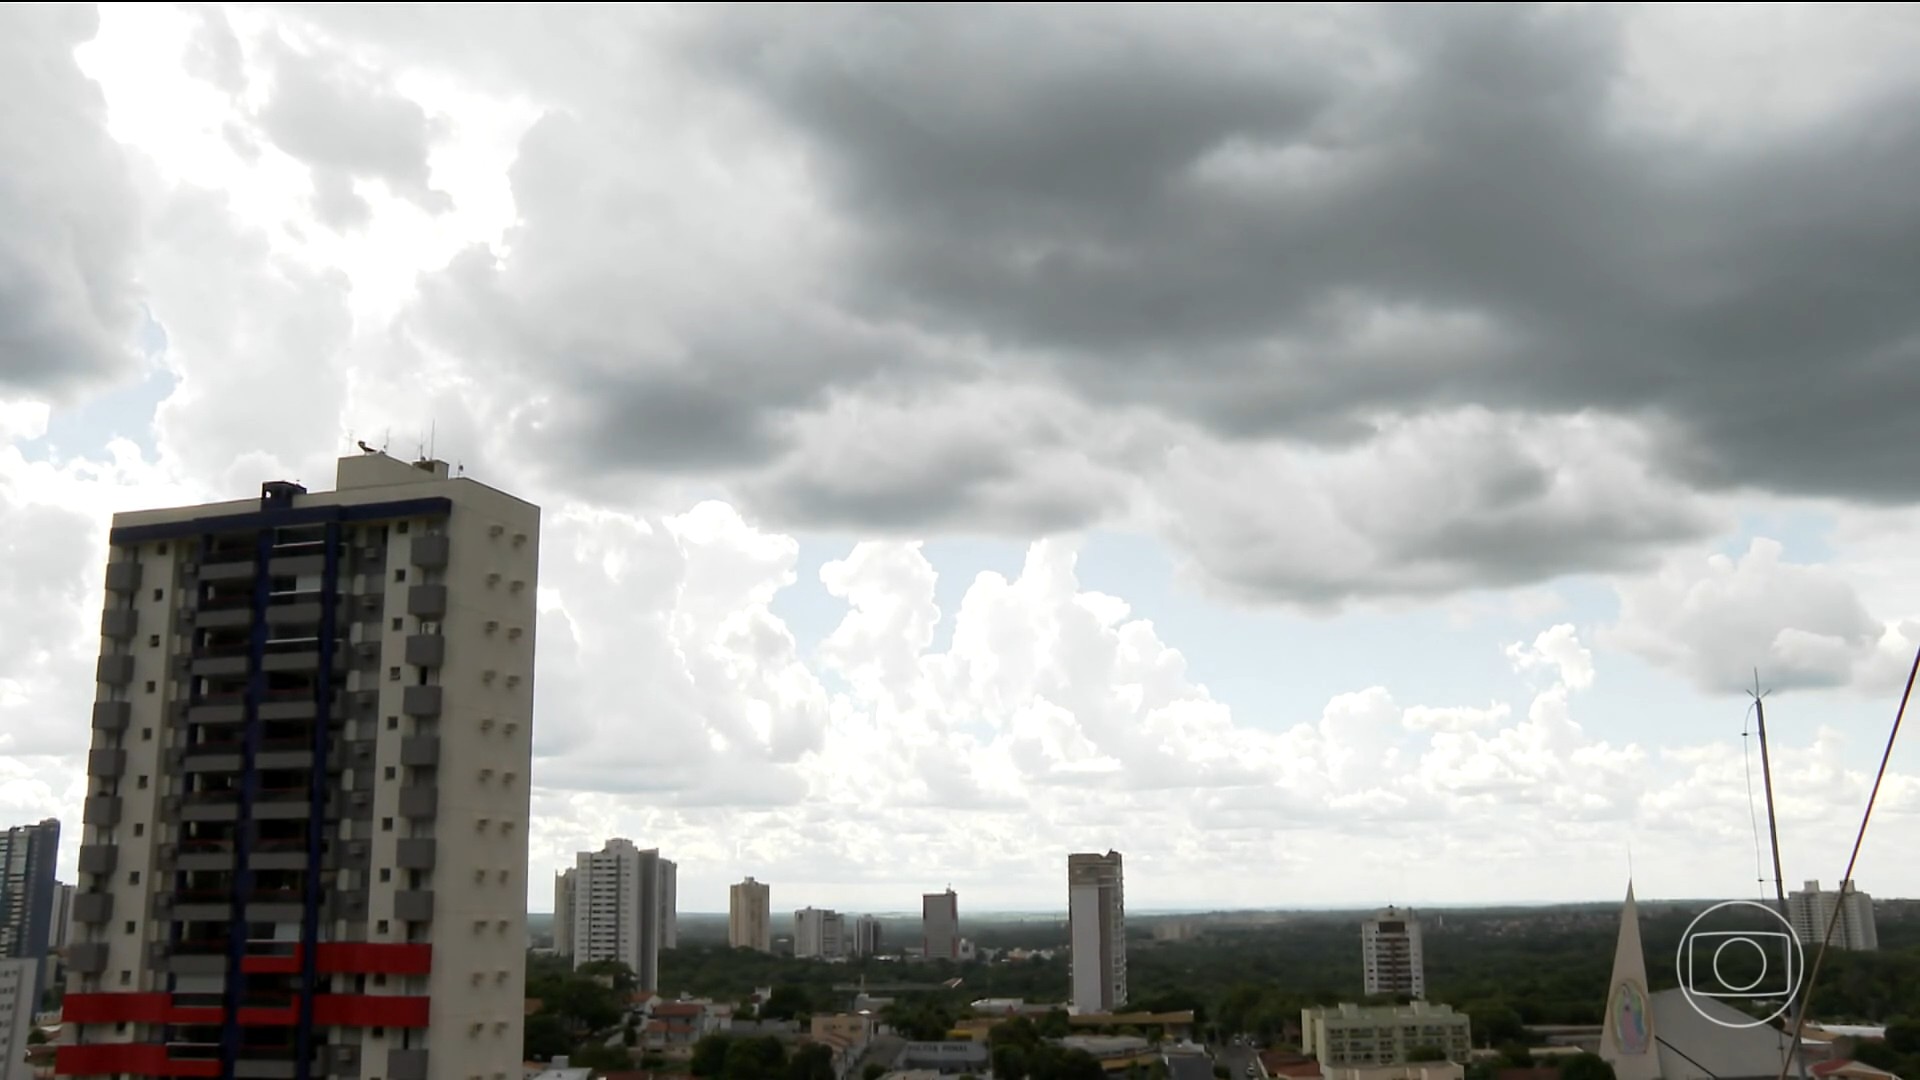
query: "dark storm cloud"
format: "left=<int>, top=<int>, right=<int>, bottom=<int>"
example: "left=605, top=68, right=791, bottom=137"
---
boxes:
left=0, top=3, right=143, bottom=396
left=686, top=3, right=1920, bottom=502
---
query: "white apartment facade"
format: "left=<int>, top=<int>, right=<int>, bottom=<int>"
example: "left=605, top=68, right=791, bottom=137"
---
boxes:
left=1068, top=851, right=1127, bottom=1015
left=0, top=958, right=34, bottom=1080
left=852, top=915, right=882, bottom=958
left=922, top=889, right=959, bottom=961
left=1362, top=907, right=1426, bottom=999
left=1788, top=880, right=1878, bottom=952
left=60, top=451, right=540, bottom=1080
left=730, top=878, right=772, bottom=952
left=1303, top=1003, right=1472, bottom=1067
left=557, top=840, right=676, bottom=991
left=794, top=908, right=846, bottom=960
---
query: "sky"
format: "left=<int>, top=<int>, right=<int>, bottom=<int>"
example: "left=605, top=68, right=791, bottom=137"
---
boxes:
left=4, top=2, right=1920, bottom=916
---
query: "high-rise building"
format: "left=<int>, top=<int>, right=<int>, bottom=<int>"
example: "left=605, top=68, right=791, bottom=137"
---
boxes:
left=44, top=881, right=76, bottom=997
left=556, top=840, right=674, bottom=990
left=793, top=908, right=845, bottom=960
left=1361, top=906, right=1426, bottom=999
left=851, top=915, right=882, bottom=958
left=552, top=869, right=577, bottom=958
left=0, top=818, right=60, bottom=1003
left=1068, top=851, right=1126, bottom=1015
left=1788, top=879, right=1879, bottom=951
left=658, top=859, right=678, bottom=951
left=922, top=888, right=959, bottom=961
left=1, top=958, right=36, bottom=1080
left=729, top=878, right=772, bottom=952
left=60, top=452, right=540, bottom=1079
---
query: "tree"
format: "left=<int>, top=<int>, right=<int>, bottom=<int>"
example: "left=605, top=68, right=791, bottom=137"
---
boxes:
left=577, top=959, right=639, bottom=994
left=524, top=1013, right=572, bottom=1061
left=723, top=1034, right=790, bottom=1080
left=1558, top=1054, right=1616, bottom=1080
left=570, top=1043, right=636, bottom=1071
left=863, top=1065, right=887, bottom=1080
left=693, top=1034, right=737, bottom=1078
left=786, top=1043, right=836, bottom=1080
left=761, top=984, right=811, bottom=1022
left=1886, top=1017, right=1920, bottom=1056
left=1214, top=1068, right=1230, bottom=1079
left=1496, top=1044, right=1534, bottom=1068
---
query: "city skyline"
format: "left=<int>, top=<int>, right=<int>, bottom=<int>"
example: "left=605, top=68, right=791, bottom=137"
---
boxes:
left=8, top=2, right=1920, bottom=916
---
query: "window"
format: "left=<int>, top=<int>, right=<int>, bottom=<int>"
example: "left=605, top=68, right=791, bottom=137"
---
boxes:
left=133, top=824, right=144, bottom=837
left=148, top=634, right=159, bottom=647
left=376, top=920, right=389, bottom=935
left=124, top=921, right=134, bottom=934
left=119, top=971, right=130, bottom=986
left=388, top=666, right=401, bottom=681
left=144, top=680, right=156, bottom=694
left=129, top=872, right=141, bottom=885
left=157, top=543, right=168, bottom=555
left=152, top=588, right=163, bottom=602
left=384, top=766, right=395, bottom=781
left=396, top=521, right=409, bottom=534
left=387, top=716, right=398, bottom=730
left=380, top=868, right=391, bottom=882
left=381, top=817, right=393, bottom=832
left=141, top=727, right=152, bottom=741
left=137, top=775, right=149, bottom=790
left=394, top=568, right=407, bottom=582
left=391, top=617, right=403, bottom=631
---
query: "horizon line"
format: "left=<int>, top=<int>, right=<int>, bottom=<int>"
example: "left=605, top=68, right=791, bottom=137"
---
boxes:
left=528, top=895, right=1842, bottom=919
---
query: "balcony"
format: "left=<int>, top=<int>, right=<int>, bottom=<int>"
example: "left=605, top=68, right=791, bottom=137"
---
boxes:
left=400, top=684, right=441, bottom=718
left=82, top=795, right=120, bottom=826
left=101, top=607, right=138, bottom=639
left=388, top=1047, right=430, bottom=1080
left=405, top=583, right=447, bottom=619
left=395, top=838, right=437, bottom=870
left=393, top=889, right=435, bottom=923
left=86, top=748, right=126, bottom=779
left=409, top=534, right=450, bottom=569
left=399, top=735, right=439, bottom=768
left=96, top=653, right=134, bottom=685
left=200, top=559, right=259, bottom=582
left=66, top=942, right=108, bottom=975
left=77, top=843, right=117, bottom=875
left=72, top=891, right=114, bottom=924
left=402, top=633, right=444, bottom=667
left=91, top=700, right=130, bottom=732
left=266, top=551, right=327, bottom=577
left=104, top=560, right=143, bottom=593
left=397, top=785, right=437, bottom=820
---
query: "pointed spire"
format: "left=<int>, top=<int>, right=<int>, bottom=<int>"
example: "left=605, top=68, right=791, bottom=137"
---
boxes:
left=1601, top=881, right=1661, bottom=1080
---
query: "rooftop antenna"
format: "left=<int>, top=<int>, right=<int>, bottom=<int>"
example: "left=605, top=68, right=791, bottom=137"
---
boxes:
left=429, top=420, right=437, bottom=461
left=1748, top=670, right=1806, bottom=1080
left=381, top=428, right=390, bottom=454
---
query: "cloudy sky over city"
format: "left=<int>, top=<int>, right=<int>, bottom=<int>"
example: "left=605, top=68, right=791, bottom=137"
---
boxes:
left=5, top=2, right=1920, bottom=913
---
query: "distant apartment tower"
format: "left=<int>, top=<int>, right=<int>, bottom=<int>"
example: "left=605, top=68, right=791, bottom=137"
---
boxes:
left=1068, top=851, right=1127, bottom=1015
left=923, top=888, right=960, bottom=961
left=1, top=958, right=35, bottom=1080
left=1303, top=1002, right=1471, bottom=1066
left=0, top=818, right=60, bottom=1002
left=1788, top=879, right=1878, bottom=951
left=852, top=915, right=883, bottom=957
left=557, top=839, right=675, bottom=990
left=794, top=908, right=846, bottom=959
left=730, top=877, right=772, bottom=952
left=1362, top=906, right=1426, bottom=999
left=61, top=452, right=541, bottom=1079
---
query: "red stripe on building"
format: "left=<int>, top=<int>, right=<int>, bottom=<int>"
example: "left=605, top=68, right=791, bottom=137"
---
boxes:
left=315, top=942, right=433, bottom=975
left=311, top=994, right=430, bottom=1028
left=55, top=1043, right=222, bottom=1077
left=60, top=993, right=170, bottom=1025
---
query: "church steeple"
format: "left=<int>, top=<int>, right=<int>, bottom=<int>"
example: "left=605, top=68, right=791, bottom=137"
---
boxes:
left=1601, top=882, right=1661, bottom=1080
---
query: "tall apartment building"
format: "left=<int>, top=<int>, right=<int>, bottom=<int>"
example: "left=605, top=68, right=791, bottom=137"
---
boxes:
left=729, top=878, right=772, bottom=953
left=851, top=915, right=882, bottom=958
left=1, top=958, right=36, bottom=1080
left=1788, top=879, right=1879, bottom=952
left=793, top=908, right=845, bottom=960
left=45, top=881, right=76, bottom=996
left=0, top=818, right=61, bottom=1003
left=657, top=860, right=678, bottom=951
left=555, top=840, right=675, bottom=991
left=1362, top=907, right=1426, bottom=999
left=60, top=451, right=540, bottom=1080
left=922, top=888, right=959, bottom=961
left=1068, top=851, right=1126, bottom=1015
left=1302, top=1003, right=1472, bottom=1067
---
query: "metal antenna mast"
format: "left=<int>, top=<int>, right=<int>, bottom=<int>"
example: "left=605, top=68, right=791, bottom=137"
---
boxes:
left=1750, top=671, right=1807, bottom=1080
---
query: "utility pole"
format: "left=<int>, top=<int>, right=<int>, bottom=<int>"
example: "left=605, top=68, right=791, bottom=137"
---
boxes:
left=1751, top=671, right=1809, bottom=1080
